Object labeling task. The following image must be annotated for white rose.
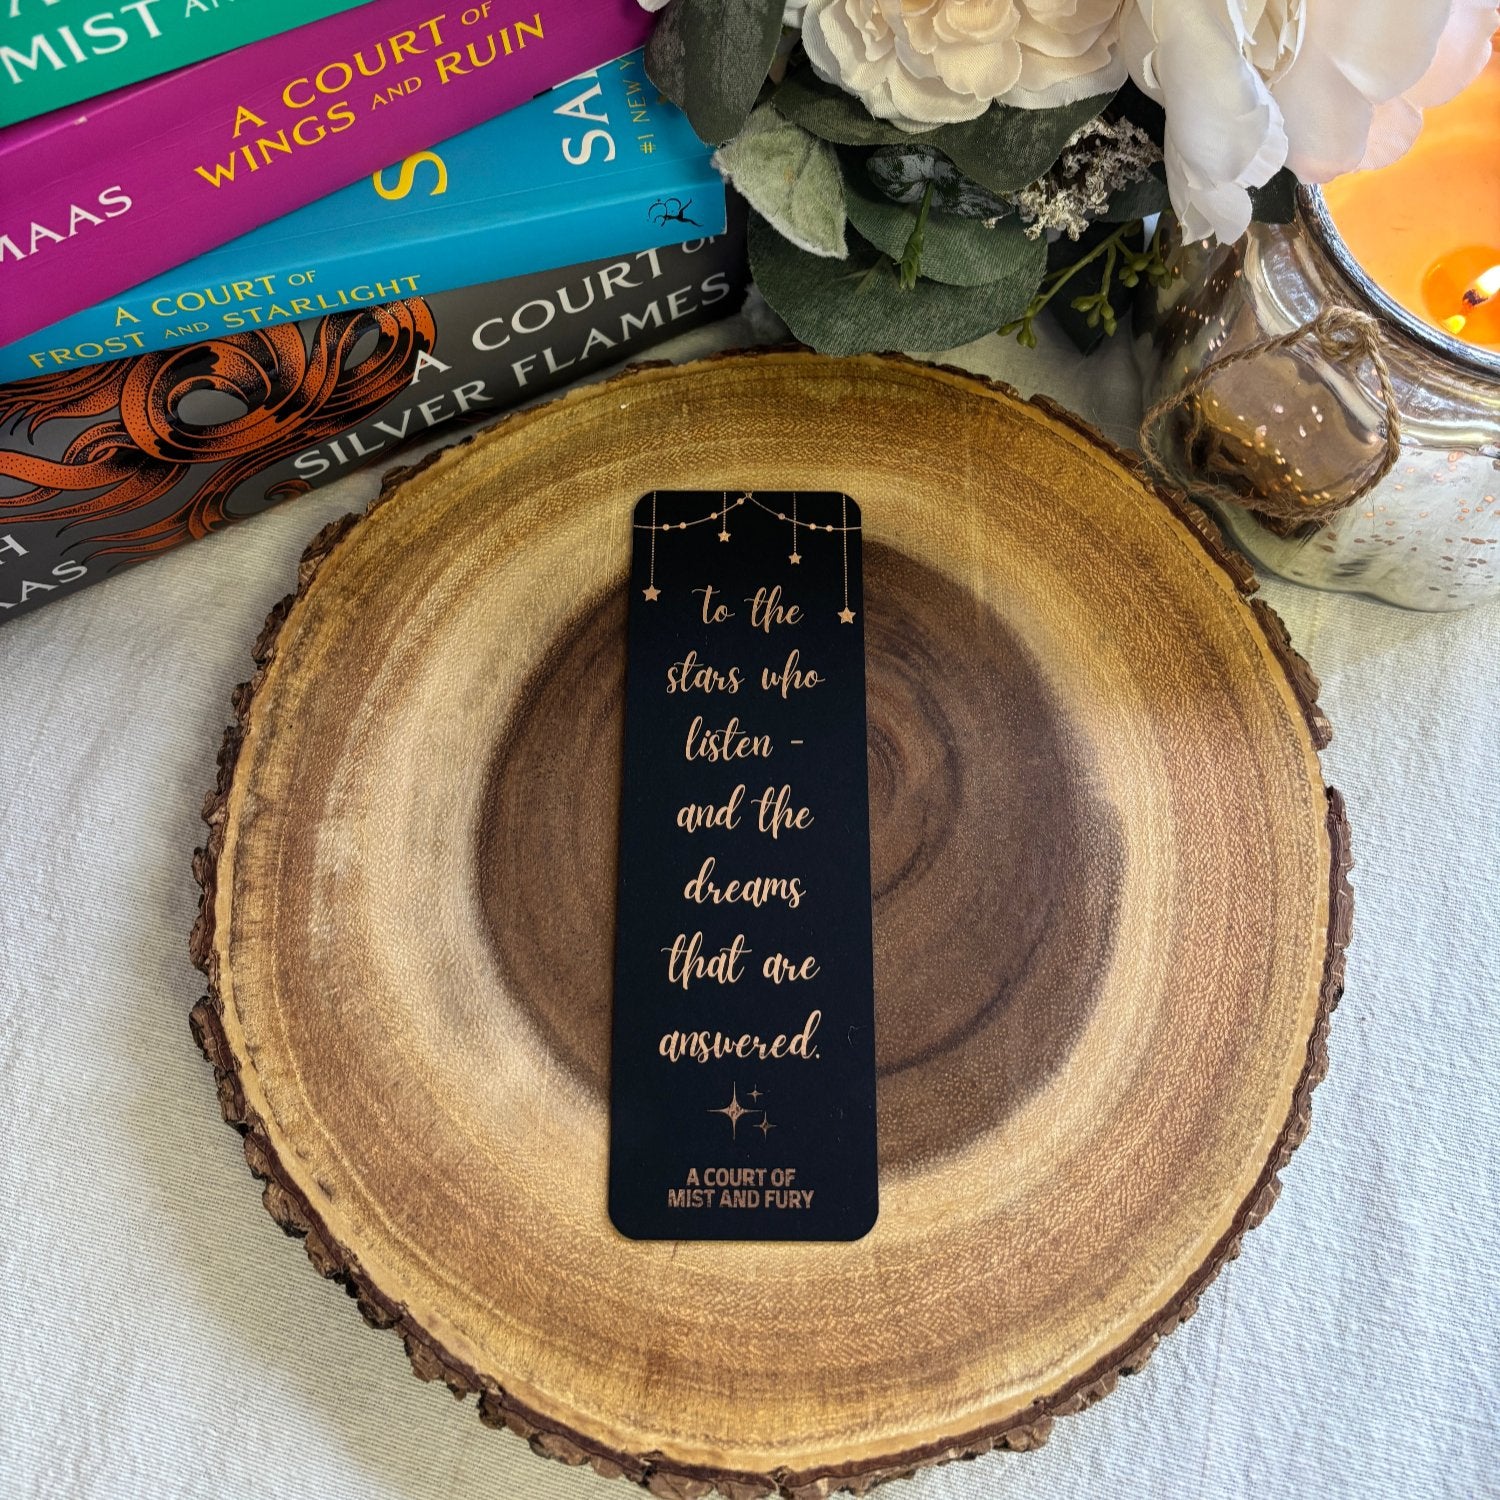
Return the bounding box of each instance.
[1010,0,1133,106]
[1122,0,1499,244]
[800,0,1128,131]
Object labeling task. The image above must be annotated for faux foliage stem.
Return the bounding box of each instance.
[1000,219,1151,346]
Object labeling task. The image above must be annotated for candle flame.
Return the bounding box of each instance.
[1463,264,1500,307]
[1437,262,1500,338]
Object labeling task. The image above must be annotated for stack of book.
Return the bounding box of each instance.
[0,2,746,622]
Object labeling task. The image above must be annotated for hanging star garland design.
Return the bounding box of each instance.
[636,491,860,621]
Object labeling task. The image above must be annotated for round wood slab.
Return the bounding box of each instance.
[190,350,1352,1499]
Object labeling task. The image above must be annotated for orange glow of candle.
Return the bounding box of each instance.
[1323,42,1500,348]
[1424,253,1500,340]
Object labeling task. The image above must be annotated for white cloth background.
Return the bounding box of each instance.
[1,314,1496,1500]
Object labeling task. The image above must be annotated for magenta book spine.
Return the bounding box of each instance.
[0,1,653,345]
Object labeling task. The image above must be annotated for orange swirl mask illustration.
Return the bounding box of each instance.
[0,300,435,562]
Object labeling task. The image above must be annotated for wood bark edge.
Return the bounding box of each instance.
[188,347,1354,1499]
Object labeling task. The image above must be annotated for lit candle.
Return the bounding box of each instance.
[1322,41,1500,347]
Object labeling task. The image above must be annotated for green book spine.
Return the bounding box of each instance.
[0,0,375,127]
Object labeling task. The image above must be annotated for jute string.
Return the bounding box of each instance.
[1139,306,1403,524]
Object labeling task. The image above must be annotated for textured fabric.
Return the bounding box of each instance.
[1,314,1496,1500]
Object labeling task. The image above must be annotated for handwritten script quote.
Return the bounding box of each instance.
[609,491,878,1241]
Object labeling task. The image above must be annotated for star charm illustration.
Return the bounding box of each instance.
[838,607,856,624]
[709,1084,752,1138]
[642,585,660,601]
[788,551,801,565]
[718,528,731,542]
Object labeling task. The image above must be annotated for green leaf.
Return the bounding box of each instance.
[1249,167,1298,224]
[646,0,785,146]
[748,210,1045,356]
[715,105,847,258]
[927,92,1116,196]
[843,168,1043,288]
[770,65,910,147]
[773,64,1114,193]
[1102,165,1170,222]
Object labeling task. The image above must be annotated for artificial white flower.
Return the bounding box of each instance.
[800,0,1127,131]
[1284,0,1498,176]
[1121,0,1499,244]
[1009,0,1132,106]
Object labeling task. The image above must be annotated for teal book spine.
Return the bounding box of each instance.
[0,0,375,127]
[0,50,724,383]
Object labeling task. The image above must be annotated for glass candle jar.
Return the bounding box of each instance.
[1134,191,1500,611]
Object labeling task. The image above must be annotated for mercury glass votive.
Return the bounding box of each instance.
[1134,190,1500,610]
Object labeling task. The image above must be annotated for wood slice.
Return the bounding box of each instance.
[190,350,1352,1499]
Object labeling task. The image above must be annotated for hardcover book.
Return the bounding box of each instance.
[1,0,374,128]
[0,0,654,346]
[0,213,747,623]
[1,49,722,383]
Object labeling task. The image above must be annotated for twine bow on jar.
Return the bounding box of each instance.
[1139,306,1404,525]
